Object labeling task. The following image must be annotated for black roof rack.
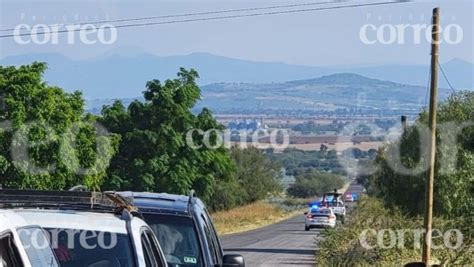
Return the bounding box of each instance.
[0,189,139,216]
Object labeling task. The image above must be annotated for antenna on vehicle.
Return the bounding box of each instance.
[189,190,196,203]
[187,189,196,213]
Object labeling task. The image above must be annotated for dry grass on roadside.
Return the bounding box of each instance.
[211,202,302,235]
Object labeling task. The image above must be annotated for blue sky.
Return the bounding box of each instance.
[0,0,472,66]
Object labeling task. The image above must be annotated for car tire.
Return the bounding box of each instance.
[341,215,345,224]
[305,226,310,231]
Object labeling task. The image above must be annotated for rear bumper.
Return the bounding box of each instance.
[305,219,336,228]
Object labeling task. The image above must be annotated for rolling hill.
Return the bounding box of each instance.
[0,52,472,100]
[195,73,450,114]
[83,73,451,115]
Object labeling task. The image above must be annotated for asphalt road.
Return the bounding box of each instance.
[221,181,365,266]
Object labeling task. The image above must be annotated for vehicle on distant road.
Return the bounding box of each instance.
[119,191,245,267]
[345,192,358,202]
[321,191,347,224]
[0,210,60,267]
[304,207,336,230]
[345,193,354,202]
[325,200,346,223]
[0,189,167,267]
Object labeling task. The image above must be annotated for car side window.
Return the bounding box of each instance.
[0,231,22,267]
[199,214,219,264]
[141,233,153,267]
[140,234,151,266]
[141,228,165,267]
[17,227,58,267]
[145,228,165,267]
[203,210,223,260]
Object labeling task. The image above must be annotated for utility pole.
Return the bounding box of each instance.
[401,115,407,131]
[422,7,440,266]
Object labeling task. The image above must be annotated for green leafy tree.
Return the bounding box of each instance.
[208,146,283,211]
[287,169,345,198]
[100,68,234,202]
[0,62,118,190]
[370,91,474,217]
[230,146,282,202]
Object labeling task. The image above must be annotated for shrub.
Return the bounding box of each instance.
[316,197,472,266]
[287,169,345,198]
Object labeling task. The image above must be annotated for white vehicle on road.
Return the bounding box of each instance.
[326,200,346,217]
[1,210,60,267]
[304,207,336,230]
[321,192,347,224]
[0,189,167,267]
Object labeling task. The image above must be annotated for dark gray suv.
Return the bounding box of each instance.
[119,191,244,267]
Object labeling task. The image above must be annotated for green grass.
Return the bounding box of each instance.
[211,201,304,235]
[316,196,472,266]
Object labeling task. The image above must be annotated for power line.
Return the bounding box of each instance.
[437,59,457,94]
[0,1,410,39]
[0,0,342,32]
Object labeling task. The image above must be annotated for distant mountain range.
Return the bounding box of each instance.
[0,52,472,100]
[83,73,451,115]
[195,73,451,114]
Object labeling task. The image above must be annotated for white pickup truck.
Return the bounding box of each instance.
[321,192,346,224]
[1,210,60,267]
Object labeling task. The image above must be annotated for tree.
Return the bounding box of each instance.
[320,144,328,152]
[0,64,285,211]
[287,169,345,198]
[100,68,234,202]
[230,146,282,203]
[0,62,118,190]
[369,91,474,217]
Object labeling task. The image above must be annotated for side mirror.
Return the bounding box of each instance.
[222,254,245,267]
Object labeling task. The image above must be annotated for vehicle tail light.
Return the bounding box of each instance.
[329,215,336,219]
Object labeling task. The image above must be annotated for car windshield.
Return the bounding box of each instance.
[45,228,135,267]
[145,214,202,267]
